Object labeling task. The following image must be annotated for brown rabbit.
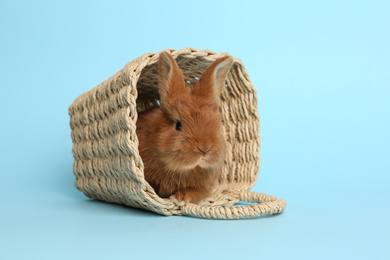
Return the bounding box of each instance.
[136,51,233,205]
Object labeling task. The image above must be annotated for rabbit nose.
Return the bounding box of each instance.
[197,145,212,155]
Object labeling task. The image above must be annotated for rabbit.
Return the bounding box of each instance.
[136,51,233,206]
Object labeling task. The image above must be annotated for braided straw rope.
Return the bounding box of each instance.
[69,47,286,219]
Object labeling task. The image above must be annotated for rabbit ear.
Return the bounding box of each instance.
[195,56,233,98]
[158,52,186,106]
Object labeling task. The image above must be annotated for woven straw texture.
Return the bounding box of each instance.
[68,47,286,219]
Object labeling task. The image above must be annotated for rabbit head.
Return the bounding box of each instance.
[155,51,233,172]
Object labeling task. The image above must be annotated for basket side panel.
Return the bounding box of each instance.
[69,57,175,216]
[222,61,261,190]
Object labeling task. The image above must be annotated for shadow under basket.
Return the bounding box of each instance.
[68,47,286,219]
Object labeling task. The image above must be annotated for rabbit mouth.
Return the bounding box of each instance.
[197,158,209,168]
[176,155,212,170]
[183,156,208,169]
[197,155,218,169]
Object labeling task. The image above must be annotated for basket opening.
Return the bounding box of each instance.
[133,55,238,204]
[132,54,259,202]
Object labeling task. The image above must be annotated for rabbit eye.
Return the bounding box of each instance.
[175,121,182,131]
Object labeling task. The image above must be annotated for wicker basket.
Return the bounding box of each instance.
[68,47,286,219]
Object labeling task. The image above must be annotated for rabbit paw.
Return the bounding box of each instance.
[170,194,186,206]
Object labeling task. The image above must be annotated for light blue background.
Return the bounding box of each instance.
[1,0,389,259]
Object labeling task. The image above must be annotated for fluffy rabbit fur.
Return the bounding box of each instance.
[136,52,233,205]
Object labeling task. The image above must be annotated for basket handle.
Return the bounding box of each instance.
[180,191,286,219]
